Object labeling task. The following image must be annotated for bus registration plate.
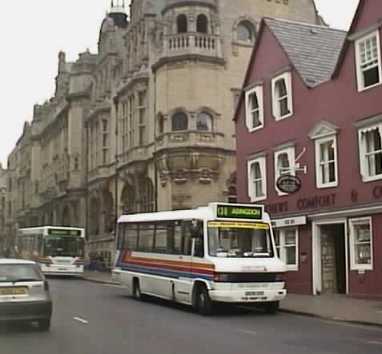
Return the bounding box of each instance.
[0,287,28,296]
[245,291,264,296]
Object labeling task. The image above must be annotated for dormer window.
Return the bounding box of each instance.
[355,30,382,91]
[177,14,188,34]
[197,14,208,34]
[272,72,293,120]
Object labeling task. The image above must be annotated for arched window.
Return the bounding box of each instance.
[177,14,188,33]
[237,21,255,43]
[196,112,213,131]
[197,14,208,33]
[172,112,188,131]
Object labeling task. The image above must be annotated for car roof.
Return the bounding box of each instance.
[0,258,37,265]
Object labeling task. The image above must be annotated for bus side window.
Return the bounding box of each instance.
[182,221,193,256]
[153,222,168,253]
[137,223,155,252]
[173,222,183,255]
[126,224,138,251]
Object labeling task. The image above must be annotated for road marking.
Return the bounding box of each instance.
[237,329,257,336]
[367,341,382,346]
[73,317,89,324]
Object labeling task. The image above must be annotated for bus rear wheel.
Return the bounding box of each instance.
[132,279,144,301]
[196,286,213,316]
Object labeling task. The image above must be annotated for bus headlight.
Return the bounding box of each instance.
[213,273,230,282]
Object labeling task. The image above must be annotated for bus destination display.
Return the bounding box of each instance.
[216,204,263,220]
[47,228,82,237]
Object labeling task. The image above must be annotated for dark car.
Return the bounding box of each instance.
[0,259,52,331]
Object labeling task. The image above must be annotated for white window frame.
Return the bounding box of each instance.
[274,146,295,196]
[245,86,264,132]
[247,156,267,202]
[272,72,293,121]
[355,30,382,92]
[314,135,338,189]
[274,227,298,271]
[358,123,382,182]
[349,217,373,271]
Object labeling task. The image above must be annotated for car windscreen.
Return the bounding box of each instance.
[208,221,274,258]
[0,264,43,282]
[44,236,85,257]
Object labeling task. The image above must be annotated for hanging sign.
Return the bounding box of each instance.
[276,175,301,194]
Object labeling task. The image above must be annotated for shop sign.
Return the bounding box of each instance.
[276,175,301,194]
[272,216,307,228]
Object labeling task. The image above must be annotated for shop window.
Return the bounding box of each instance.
[247,156,266,202]
[272,72,293,120]
[355,31,382,91]
[196,112,213,131]
[274,147,295,195]
[358,124,382,181]
[245,86,263,131]
[315,136,338,188]
[196,14,208,34]
[172,112,188,131]
[274,228,298,271]
[177,14,188,34]
[349,218,373,271]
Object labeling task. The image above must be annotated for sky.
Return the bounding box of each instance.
[0,0,360,167]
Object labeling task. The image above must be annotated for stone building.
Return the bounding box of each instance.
[7,0,322,264]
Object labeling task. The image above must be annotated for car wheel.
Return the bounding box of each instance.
[38,319,51,331]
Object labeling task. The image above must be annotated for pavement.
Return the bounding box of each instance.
[83,270,382,327]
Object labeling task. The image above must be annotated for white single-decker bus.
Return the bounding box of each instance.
[114,203,287,314]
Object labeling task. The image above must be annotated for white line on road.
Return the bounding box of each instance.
[73,317,89,324]
[367,341,382,346]
[237,329,257,336]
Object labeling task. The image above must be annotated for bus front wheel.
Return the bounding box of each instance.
[195,285,213,316]
[264,301,279,314]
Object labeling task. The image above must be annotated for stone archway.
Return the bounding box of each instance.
[102,190,114,233]
[120,182,136,214]
[89,196,100,235]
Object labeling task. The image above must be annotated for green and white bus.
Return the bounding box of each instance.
[16,226,85,276]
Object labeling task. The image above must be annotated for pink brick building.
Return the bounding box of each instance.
[235,0,382,299]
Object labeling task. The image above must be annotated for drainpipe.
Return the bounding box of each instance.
[153,70,158,212]
[113,96,119,228]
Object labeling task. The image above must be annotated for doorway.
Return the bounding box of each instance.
[313,220,348,295]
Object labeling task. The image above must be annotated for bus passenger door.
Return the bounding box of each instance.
[171,222,193,304]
